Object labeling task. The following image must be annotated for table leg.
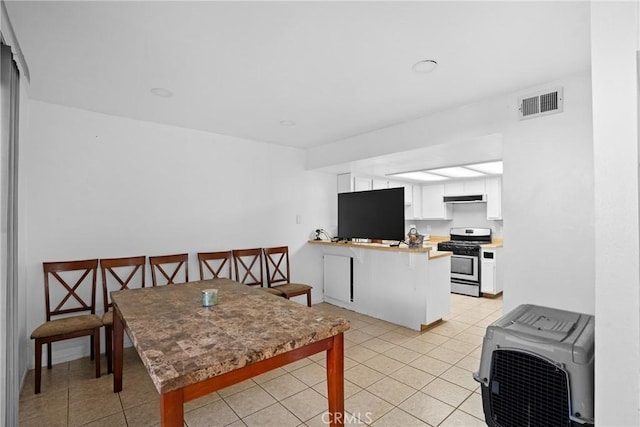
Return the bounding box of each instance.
[160,388,184,427]
[326,333,345,426]
[113,306,124,393]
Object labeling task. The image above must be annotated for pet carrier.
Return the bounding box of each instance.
[474,304,594,427]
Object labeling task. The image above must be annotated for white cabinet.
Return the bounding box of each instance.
[445,179,486,195]
[485,177,502,220]
[404,184,413,205]
[421,184,452,219]
[354,176,372,192]
[405,184,422,220]
[480,248,503,295]
[372,178,388,190]
[337,173,352,193]
[323,255,352,304]
[444,181,464,195]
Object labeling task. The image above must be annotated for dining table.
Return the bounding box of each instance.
[111,278,350,426]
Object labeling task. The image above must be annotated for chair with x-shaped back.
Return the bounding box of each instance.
[149,253,189,286]
[263,246,312,307]
[30,259,102,394]
[100,256,146,373]
[232,248,284,297]
[198,251,233,280]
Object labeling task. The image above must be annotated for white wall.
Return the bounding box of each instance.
[21,100,336,366]
[310,71,595,316]
[501,75,594,315]
[591,2,640,425]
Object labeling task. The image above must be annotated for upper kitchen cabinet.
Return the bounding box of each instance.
[485,177,503,220]
[337,173,373,193]
[354,176,373,192]
[405,184,422,220]
[372,178,388,190]
[444,178,486,195]
[422,184,452,220]
[338,174,414,205]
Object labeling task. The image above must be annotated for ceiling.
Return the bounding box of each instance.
[5,1,590,153]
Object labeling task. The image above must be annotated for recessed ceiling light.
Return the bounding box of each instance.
[389,171,448,182]
[150,87,173,98]
[465,161,503,175]
[280,120,296,126]
[429,167,486,178]
[412,59,438,74]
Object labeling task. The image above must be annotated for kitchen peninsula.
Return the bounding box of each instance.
[309,240,452,331]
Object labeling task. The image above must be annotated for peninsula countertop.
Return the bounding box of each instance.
[308,239,452,260]
[111,278,350,394]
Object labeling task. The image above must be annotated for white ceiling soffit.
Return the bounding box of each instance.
[4,1,590,149]
[317,133,503,176]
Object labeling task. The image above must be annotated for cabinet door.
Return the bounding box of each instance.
[354,177,372,192]
[405,184,422,219]
[444,182,465,195]
[323,255,352,303]
[481,257,497,294]
[486,177,502,220]
[372,178,388,190]
[404,184,413,205]
[337,173,353,193]
[421,184,452,219]
[465,179,486,194]
[445,179,485,195]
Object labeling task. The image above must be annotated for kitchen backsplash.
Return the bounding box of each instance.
[407,202,503,238]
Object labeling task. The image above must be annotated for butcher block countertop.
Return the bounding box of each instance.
[308,240,452,260]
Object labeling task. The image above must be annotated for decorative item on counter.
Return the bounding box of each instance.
[202,289,218,307]
[407,225,424,248]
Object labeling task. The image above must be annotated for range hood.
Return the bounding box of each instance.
[443,194,487,203]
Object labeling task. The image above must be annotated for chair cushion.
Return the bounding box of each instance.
[30,314,102,339]
[262,287,286,297]
[102,310,113,326]
[272,283,312,297]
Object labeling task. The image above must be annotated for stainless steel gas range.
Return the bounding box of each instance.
[437,227,492,297]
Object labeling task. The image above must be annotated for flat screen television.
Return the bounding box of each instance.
[338,187,405,241]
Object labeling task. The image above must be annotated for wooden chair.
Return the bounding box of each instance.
[232,248,285,297]
[150,253,189,286]
[198,251,233,280]
[100,256,146,374]
[263,246,312,307]
[30,259,102,394]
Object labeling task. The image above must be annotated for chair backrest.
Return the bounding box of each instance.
[232,248,264,287]
[149,253,189,286]
[263,246,291,287]
[43,259,99,321]
[100,256,146,312]
[198,251,232,280]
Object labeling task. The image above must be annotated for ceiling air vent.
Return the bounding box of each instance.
[518,87,563,120]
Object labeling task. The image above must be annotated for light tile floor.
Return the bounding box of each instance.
[19,293,502,426]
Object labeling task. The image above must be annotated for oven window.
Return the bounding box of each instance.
[452,256,475,275]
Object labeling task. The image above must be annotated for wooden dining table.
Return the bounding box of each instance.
[111,278,349,426]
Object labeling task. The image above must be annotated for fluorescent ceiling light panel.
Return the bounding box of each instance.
[429,167,486,178]
[465,161,503,174]
[390,172,448,182]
